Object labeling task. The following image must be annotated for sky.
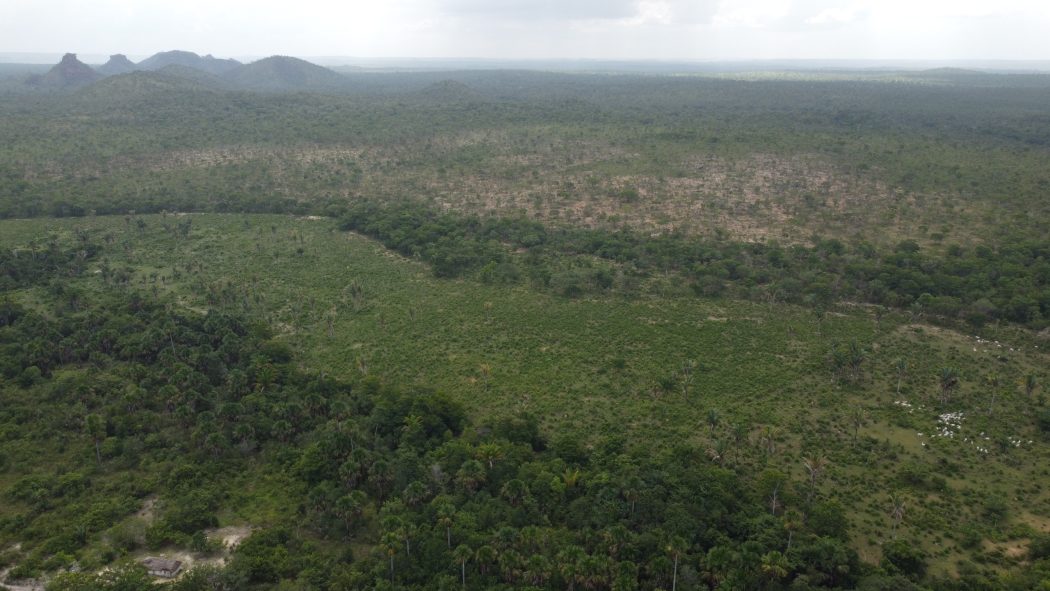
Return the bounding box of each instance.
[2,0,1049,62]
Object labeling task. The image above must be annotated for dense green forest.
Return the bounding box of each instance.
[1,63,1050,590]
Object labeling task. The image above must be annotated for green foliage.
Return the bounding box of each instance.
[881,539,928,578]
[46,563,152,591]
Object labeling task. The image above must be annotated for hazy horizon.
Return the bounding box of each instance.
[3,0,1049,63]
[4,52,1050,75]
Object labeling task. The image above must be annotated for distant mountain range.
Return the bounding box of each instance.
[9,50,357,94]
[223,55,349,91]
[137,50,242,76]
[96,54,138,76]
[26,53,101,88]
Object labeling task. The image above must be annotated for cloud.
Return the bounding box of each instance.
[437,0,640,21]
[2,0,1050,60]
[667,0,722,24]
[431,0,721,25]
[805,4,867,26]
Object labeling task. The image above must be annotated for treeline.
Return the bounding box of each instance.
[339,200,1050,328]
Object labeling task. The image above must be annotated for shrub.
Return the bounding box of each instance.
[881,539,927,578]
[1037,407,1050,435]
[1030,533,1050,561]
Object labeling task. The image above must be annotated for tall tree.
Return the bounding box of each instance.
[783,509,804,552]
[849,407,868,442]
[379,532,400,581]
[890,494,907,539]
[895,358,907,395]
[453,544,472,588]
[802,455,829,503]
[938,367,960,405]
[85,413,105,466]
[1024,373,1038,399]
[666,536,687,591]
[436,502,456,548]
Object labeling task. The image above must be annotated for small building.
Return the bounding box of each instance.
[142,557,183,578]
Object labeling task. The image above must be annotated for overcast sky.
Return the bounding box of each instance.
[2,0,1049,61]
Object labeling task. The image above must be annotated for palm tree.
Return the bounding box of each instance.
[500,479,530,507]
[339,459,361,490]
[562,468,582,490]
[85,413,105,466]
[730,422,748,444]
[938,367,959,405]
[760,551,789,580]
[401,414,424,446]
[303,391,326,418]
[329,398,352,421]
[400,522,417,558]
[895,358,907,394]
[498,548,524,584]
[475,545,497,577]
[802,455,829,503]
[456,460,486,492]
[703,545,735,588]
[782,509,803,552]
[849,407,867,442]
[603,525,631,559]
[622,475,643,518]
[679,359,697,397]
[759,425,780,456]
[379,532,400,581]
[611,560,638,591]
[494,526,519,551]
[402,480,429,507]
[436,503,456,548]
[985,373,1001,415]
[706,438,729,466]
[580,554,609,590]
[524,554,552,587]
[846,340,866,383]
[453,544,472,587]
[335,491,365,535]
[476,443,505,468]
[890,494,906,539]
[370,458,393,502]
[557,546,585,591]
[665,536,687,591]
[768,481,781,516]
[233,423,255,447]
[518,526,543,556]
[1025,373,1038,399]
[706,409,721,433]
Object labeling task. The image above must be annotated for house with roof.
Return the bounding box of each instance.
[142,557,183,578]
